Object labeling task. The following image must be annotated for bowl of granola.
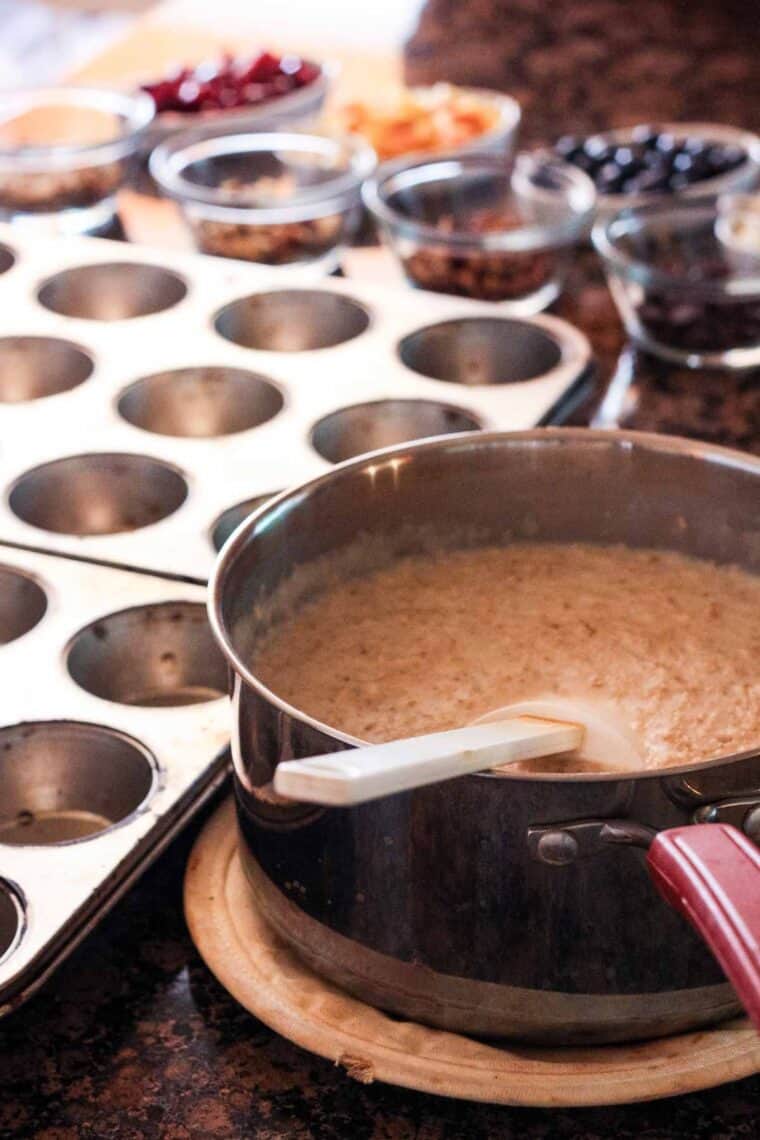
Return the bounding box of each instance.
[150,127,375,272]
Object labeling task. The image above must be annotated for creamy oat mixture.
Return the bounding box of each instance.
[255,543,760,770]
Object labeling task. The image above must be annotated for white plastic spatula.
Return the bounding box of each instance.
[273,697,644,806]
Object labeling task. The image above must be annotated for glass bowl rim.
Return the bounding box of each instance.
[592,196,760,297]
[149,127,376,223]
[362,151,597,252]
[0,86,155,170]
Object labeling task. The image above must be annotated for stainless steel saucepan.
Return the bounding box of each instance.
[209,429,760,1045]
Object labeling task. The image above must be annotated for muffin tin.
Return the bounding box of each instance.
[0,544,230,1014]
[0,225,592,581]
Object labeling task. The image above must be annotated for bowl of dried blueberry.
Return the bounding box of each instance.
[593,196,760,369]
[556,122,760,215]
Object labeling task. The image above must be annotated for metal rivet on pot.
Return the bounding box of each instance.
[536,830,579,866]
[694,804,720,824]
[743,806,760,844]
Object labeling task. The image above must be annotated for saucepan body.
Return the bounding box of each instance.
[210,429,760,1044]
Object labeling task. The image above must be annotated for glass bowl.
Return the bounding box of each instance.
[150,128,376,273]
[593,197,760,369]
[0,87,154,234]
[363,152,596,313]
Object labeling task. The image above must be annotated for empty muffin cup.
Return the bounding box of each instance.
[67,601,228,707]
[399,317,564,385]
[0,336,94,403]
[37,262,187,321]
[212,493,279,552]
[0,566,47,644]
[0,721,156,845]
[214,290,370,352]
[311,398,482,463]
[0,882,24,960]
[9,453,188,536]
[117,367,283,438]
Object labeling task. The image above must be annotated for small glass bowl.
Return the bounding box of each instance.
[150,128,376,273]
[593,198,760,369]
[0,87,154,234]
[362,152,596,313]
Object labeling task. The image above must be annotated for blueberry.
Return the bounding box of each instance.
[655,133,678,154]
[583,135,611,160]
[672,151,694,173]
[613,146,637,170]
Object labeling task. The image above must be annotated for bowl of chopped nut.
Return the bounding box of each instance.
[363,152,596,312]
[150,127,376,272]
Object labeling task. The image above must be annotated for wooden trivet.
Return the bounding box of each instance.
[184,800,760,1108]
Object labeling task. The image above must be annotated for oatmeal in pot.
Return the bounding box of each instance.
[255,543,760,770]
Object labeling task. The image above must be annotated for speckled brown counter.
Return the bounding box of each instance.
[406,0,760,143]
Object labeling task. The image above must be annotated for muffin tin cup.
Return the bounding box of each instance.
[0,335,94,403]
[0,544,229,1014]
[0,225,592,580]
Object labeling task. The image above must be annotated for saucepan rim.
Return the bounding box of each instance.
[208,426,760,784]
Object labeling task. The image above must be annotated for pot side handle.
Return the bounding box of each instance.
[648,822,760,1031]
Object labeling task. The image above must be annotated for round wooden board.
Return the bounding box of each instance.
[184,799,760,1108]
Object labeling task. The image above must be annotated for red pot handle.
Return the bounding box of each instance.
[648,822,760,1031]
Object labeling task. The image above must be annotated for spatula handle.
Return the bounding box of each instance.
[273,716,583,806]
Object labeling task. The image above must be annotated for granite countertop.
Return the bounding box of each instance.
[2,5,760,1132]
[2,794,760,1140]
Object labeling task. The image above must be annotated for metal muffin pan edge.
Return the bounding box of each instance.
[0,226,592,581]
[0,543,230,1014]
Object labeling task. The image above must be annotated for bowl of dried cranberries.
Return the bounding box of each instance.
[139,51,332,146]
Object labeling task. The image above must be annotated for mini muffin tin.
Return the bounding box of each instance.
[0,225,592,581]
[0,543,230,1014]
